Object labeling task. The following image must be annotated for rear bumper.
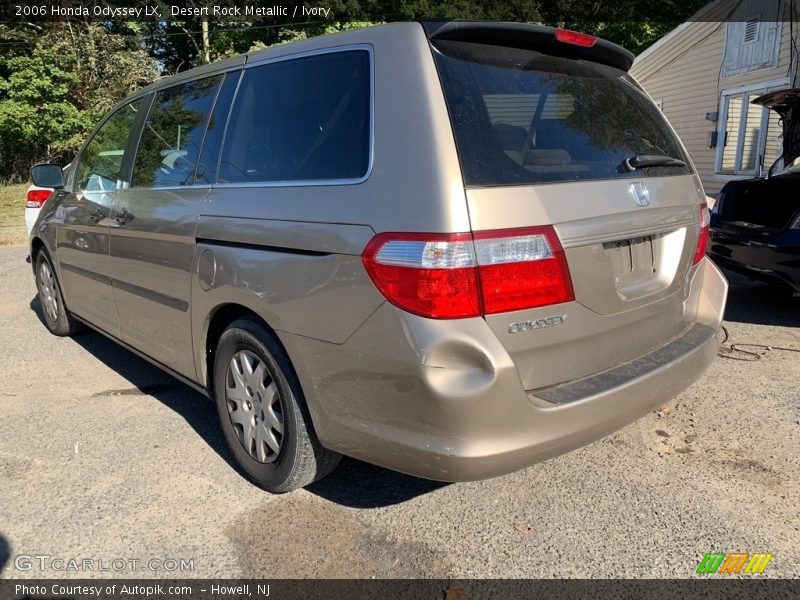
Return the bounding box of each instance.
[708,228,800,291]
[281,258,728,482]
[24,207,39,237]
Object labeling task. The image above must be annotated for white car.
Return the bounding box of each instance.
[25,163,72,237]
[25,184,55,236]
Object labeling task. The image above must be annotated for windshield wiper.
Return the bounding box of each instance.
[619,154,687,172]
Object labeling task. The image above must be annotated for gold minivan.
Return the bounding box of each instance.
[29,21,727,492]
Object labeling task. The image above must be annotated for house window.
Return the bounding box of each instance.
[716,84,787,176]
[721,0,782,77]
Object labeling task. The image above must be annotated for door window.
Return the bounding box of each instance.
[218,50,371,184]
[132,75,222,188]
[195,71,240,185]
[77,99,143,192]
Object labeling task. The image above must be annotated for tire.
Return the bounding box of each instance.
[213,316,341,492]
[34,251,82,337]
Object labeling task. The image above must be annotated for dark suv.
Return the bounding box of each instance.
[709,88,800,292]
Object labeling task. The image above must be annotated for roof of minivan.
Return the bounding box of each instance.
[133,22,408,100]
[245,21,404,63]
[131,20,634,100]
[134,54,247,99]
[99,22,411,124]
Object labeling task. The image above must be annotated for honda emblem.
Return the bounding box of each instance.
[630,182,650,207]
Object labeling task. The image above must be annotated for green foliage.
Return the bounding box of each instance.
[0,22,159,181]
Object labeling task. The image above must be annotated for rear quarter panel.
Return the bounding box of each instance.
[190,219,383,385]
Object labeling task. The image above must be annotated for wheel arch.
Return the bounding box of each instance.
[201,303,297,397]
[29,236,46,274]
[203,300,341,490]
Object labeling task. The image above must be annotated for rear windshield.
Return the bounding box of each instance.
[432,40,692,186]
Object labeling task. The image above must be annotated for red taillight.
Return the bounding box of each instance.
[26,189,51,209]
[692,203,710,266]
[361,232,481,318]
[554,28,598,48]
[474,227,574,314]
[361,227,574,319]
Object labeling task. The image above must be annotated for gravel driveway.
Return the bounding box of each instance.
[0,245,797,578]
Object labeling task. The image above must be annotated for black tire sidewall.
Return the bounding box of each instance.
[213,320,305,491]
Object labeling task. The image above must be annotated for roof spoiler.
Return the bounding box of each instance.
[422,21,635,72]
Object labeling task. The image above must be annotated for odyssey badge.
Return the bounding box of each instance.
[508,314,567,334]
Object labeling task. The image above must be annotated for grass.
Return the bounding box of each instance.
[0,183,27,225]
[0,183,29,246]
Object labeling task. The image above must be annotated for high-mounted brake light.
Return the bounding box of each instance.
[362,227,574,319]
[26,189,51,209]
[554,28,598,48]
[692,203,710,266]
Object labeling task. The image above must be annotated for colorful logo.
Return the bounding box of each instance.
[696,552,774,574]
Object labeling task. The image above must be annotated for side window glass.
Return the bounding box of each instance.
[195,71,240,185]
[132,75,222,188]
[219,50,371,184]
[78,99,142,193]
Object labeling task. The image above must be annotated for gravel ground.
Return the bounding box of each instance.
[0,245,797,579]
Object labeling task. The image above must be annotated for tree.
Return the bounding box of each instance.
[0,22,159,181]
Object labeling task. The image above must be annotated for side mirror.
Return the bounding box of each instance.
[30,163,64,189]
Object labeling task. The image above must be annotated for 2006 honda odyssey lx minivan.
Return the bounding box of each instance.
[29,21,727,492]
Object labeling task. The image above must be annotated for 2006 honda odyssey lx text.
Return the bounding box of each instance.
[29,21,727,492]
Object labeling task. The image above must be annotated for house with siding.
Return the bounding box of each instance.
[631,0,799,195]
